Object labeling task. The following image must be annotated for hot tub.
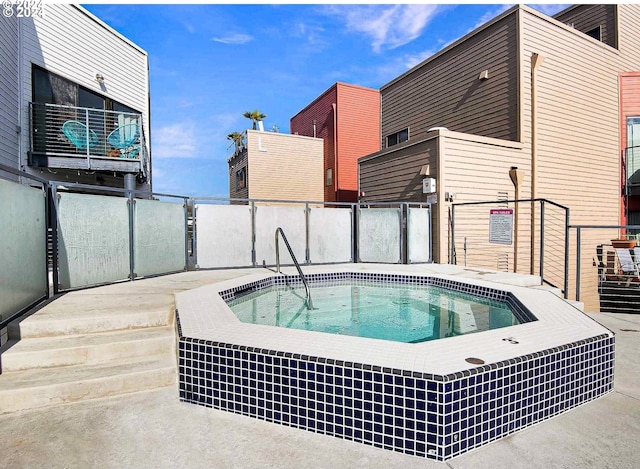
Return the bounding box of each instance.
[175,265,614,461]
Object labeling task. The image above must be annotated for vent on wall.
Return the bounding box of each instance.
[497,191,509,208]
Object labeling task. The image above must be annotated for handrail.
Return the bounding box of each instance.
[275,227,314,310]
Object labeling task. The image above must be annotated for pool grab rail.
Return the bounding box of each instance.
[275,227,314,310]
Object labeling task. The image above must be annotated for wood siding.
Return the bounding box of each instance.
[335,84,380,202]
[290,85,337,202]
[0,15,19,172]
[519,5,640,310]
[553,4,617,48]
[290,83,380,202]
[380,13,519,146]
[20,5,150,189]
[245,130,324,202]
[441,132,529,272]
[228,150,248,200]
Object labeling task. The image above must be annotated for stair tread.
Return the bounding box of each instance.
[0,354,175,391]
[1,326,174,355]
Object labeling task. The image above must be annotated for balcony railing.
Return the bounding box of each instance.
[626,145,640,188]
[29,102,148,178]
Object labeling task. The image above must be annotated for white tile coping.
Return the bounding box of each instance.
[175,264,613,376]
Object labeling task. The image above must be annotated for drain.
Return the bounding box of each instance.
[465,357,485,365]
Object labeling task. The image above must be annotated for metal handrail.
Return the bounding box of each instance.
[275,227,314,310]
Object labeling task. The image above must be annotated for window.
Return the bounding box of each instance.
[236,167,247,190]
[32,65,140,114]
[386,128,409,148]
[585,26,601,41]
[326,168,333,187]
[628,117,640,186]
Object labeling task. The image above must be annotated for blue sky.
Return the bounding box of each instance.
[81,3,569,198]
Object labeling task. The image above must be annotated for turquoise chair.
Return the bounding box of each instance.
[62,120,99,150]
[107,123,140,158]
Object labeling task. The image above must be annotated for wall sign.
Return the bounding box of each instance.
[489,208,513,245]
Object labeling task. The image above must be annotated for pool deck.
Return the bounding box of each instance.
[1,265,639,468]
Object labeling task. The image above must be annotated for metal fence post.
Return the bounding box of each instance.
[305,202,310,264]
[127,191,135,281]
[540,200,545,285]
[351,203,357,263]
[189,198,197,269]
[401,203,407,264]
[51,183,60,295]
[576,226,582,301]
[564,208,570,299]
[251,200,256,266]
[183,197,190,271]
[451,204,456,264]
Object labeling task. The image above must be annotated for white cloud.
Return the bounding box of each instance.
[325,4,441,53]
[212,33,253,45]
[152,123,199,158]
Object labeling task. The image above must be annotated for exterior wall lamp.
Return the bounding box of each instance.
[95,73,105,84]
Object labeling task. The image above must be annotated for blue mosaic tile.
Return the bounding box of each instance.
[177,273,614,461]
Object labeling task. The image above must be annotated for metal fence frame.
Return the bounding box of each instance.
[570,224,640,303]
[1,166,433,327]
[50,182,190,294]
[190,198,433,268]
[451,198,570,298]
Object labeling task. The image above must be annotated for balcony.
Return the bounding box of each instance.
[28,102,148,178]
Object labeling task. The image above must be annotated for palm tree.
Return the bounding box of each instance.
[243,110,267,130]
[226,131,246,155]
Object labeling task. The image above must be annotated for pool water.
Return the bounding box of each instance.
[228,281,520,343]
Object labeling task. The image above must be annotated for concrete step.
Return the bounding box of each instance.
[8,308,172,340]
[0,326,175,372]
[0,354,176,414]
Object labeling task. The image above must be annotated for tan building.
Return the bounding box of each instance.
[358,4,640,311]
[228,130,324,202]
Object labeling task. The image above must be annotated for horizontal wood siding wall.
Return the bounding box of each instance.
[0,16,19,172]
[359,139,440,259]
[335,84,380,202]
[21,5,150,181]
[520,6,640,310]
[618,5,640,66]
[442,132,528,266]
[290,86,337,201]
[553,4,617,48]
[380,13,519,147]
[246,131,324,202]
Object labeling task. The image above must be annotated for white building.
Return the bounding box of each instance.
[0,4,151,192]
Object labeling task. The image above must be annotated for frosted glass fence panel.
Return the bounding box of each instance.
[255,206,306,266]
[407,207,431,263]
[57,193,129,289]
[195,204,253,268]
[308,207,353,263]
[358,208,401,263]
[134,199,186,277]
[0,179,47,322]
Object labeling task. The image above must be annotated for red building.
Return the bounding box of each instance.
[290,82,380,202]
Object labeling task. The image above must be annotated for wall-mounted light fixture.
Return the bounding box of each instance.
[95,73,105,84]
[478,70,489,80]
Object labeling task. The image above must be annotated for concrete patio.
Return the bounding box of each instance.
[1,267,639,468]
